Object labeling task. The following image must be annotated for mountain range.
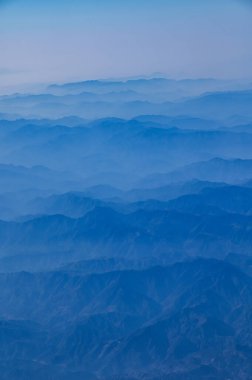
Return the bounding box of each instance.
[0,77,251,379]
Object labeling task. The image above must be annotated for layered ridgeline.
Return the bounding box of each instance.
[0,78,251,379]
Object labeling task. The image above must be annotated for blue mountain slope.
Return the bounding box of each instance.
[0,205,251,267]
[0,260,250,379]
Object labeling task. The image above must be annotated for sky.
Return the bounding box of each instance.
[0,0,252,90]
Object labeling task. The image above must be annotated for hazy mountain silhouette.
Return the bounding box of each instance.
[0,78,251,379]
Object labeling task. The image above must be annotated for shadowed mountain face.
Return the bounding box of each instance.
[0,260,251,379]
[0,78,251,379]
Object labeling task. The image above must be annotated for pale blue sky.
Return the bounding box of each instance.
[0,0,251,88]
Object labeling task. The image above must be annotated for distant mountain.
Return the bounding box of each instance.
[141,158,252,187]
[0,116,251,189]
[166,185,252,215]
[124,180,226,202]
[2,83,252,119]
[0,164,74,193]
[225,123,252,134]
[48,78,247,98]
[172,90,252,119]
[134,115,222,130]
[0,205,251,268]
[30,193,107,218]
[26,180,226,218]
[48,78,224,95]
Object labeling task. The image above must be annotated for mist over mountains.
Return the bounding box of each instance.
[0,77,252,379]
